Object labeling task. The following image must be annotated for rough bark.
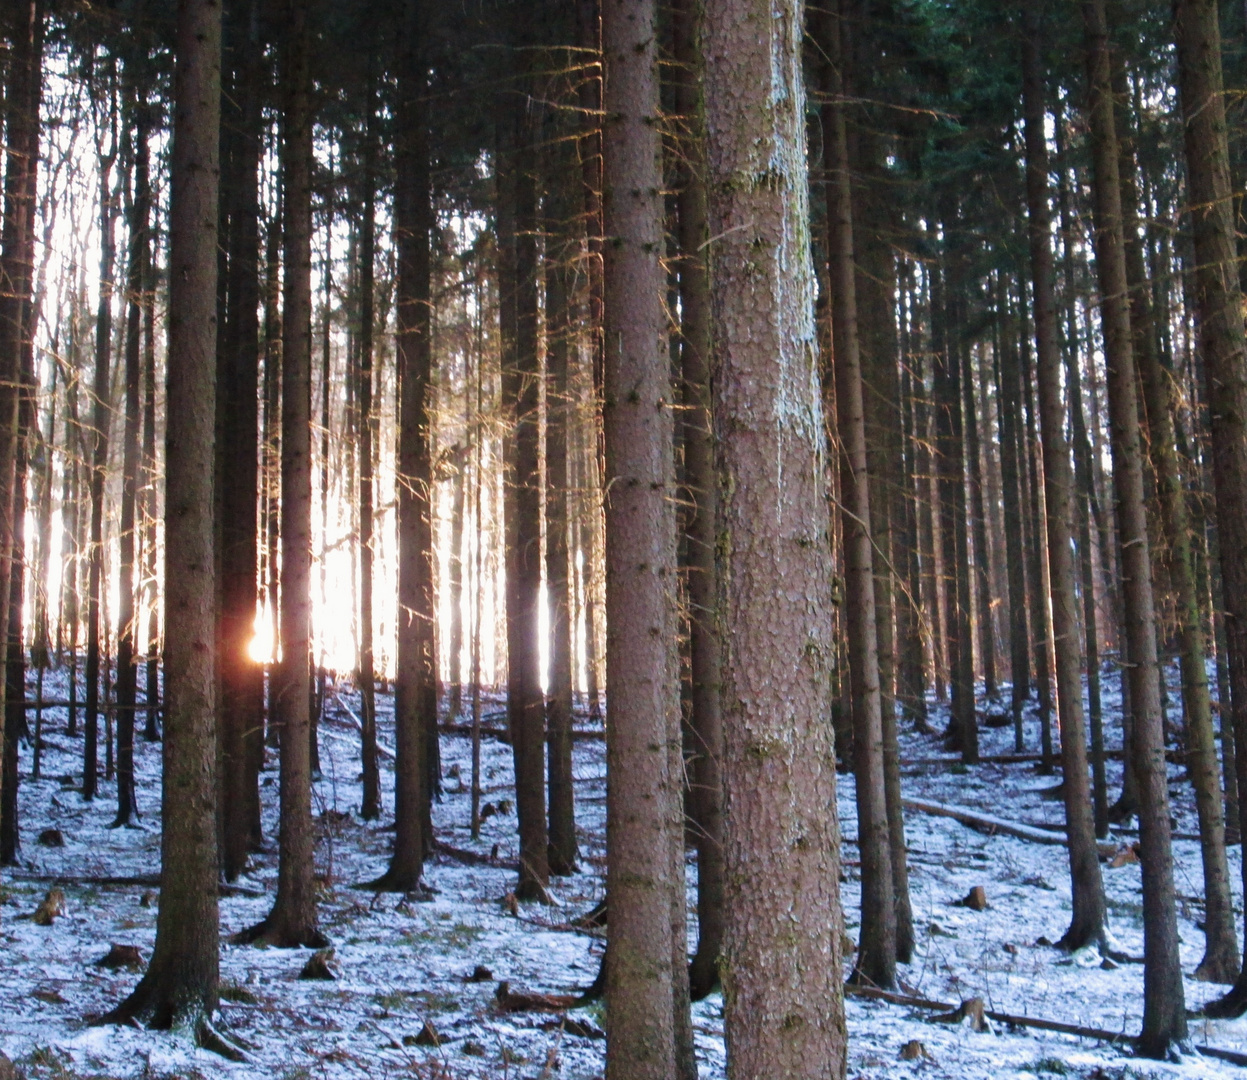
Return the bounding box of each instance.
[600,0,686,1073]
[704,0,848,1072]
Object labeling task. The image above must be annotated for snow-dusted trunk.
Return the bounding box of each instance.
[703,0,847,1073]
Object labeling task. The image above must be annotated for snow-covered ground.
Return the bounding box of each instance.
[2,661,1246,1079]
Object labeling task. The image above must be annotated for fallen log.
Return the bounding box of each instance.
[5,872,264,898]
[845,984,1247,1066]
[902,797,1118,857]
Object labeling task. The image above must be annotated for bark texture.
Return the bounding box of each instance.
[704,0,847,1073]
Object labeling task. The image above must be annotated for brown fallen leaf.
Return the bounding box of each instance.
[33,888,66,926]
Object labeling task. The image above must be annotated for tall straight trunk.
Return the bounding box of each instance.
[1055,114,1109,829]
[113,99,151,829]
[1174,0,1247,1016]
[916,344,945,705]
[1082,0,1186,1051]
[704,0,848,1072]
[576,0,604,723]
[216,1,263,874]
[816,1,894,990]
[600,0,688,1074]
[102,0,232,1047]
[672,0,724,1001]
[380,0,434,890]
[1111,14,1237,982]
[1020,323,1054,769]
[62,351,82,736]
[84,85,118,803]
[503,71,550,901]
[961,336,996,701]
[932,242,976,762]
[142,188,160,743]
[1021,9,1108,951]
[357,76,380,822]
[446,457,465,719]
[996,291,1030,750]
[544,131,577,878]
[0,2,42,823]
[239,3,323,948]
[896,268,929,729]
[262,204,281,752]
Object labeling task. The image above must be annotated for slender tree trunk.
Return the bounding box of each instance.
[1021,9,1109,952]
[102,1,235,1050]
[817,1,895,990]
[996,291,1030,750]
[704,0,848,1072]
[961,337,996,703]
[544,131,577,877]
[1174,0,1247,1016]
[672,0,724,1001]
[113,96,151,829]
[142,181,160,743]
[357,76,381,822]
[1082,0,1187,1050]
[239,3,323,947]
[263,205,282,753]
[84,82,119,803]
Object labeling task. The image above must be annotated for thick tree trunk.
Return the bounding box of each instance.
[1021,10,1109,952]
[102,1,234,1050]
[1082,0,1187,1051]
[1173,0,1247,1017]
[817,1,895,990]
[600,0,687,1073]
[704,0,848,1073]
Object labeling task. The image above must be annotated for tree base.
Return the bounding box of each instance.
[1194,951,1240,985]
[1197,979,1247,1019]
[688,951,719,1001]
[98,979,249,1062]
[231,916,328,949]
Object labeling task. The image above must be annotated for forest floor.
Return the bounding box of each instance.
[2,665,1247,1079]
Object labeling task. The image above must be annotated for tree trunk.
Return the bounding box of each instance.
[142,173,160,744]
[600,0,686,1072]
[1082,0,1187,1051]
[996,290,1030,751]
[816,1,895,990]
[84,77,119,803]
[357,74,381,822]
[1021,9,1109,952]
[703,0,848,1072]
[672,0,725,1001]
[102,0,233,1049]
[239,3,323,948]
[380,0,434,891]
[1174,0,1247,1017]
[961,337,996,704]
[544,126,577,878]
[113,93,151,829]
